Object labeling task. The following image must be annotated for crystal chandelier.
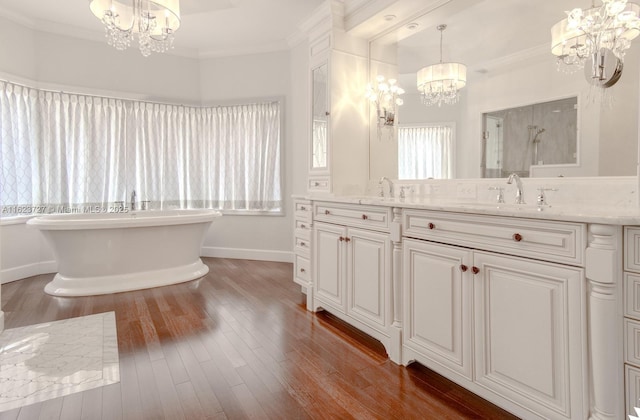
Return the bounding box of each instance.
[365,75,405,128]
[416,24,467,107]
[551,0,640,73]
[89,0,181,57]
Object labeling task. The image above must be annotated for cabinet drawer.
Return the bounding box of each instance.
[626,365,640,418]
[294,254,310,286]
[294,200,312,220]
[626,227,640,273]
[295,236,311,256]
[295,219,312,234]
[626,319,640,366]
[314,202,391,232]
[626,273,640,321]
[308,176,330,192]
[403,210,585,266]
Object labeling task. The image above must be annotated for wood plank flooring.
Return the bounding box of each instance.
[0,258,519,419]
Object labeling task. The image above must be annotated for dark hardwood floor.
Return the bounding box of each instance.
[0,258,519,419]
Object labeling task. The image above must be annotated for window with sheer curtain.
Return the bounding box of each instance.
[398,124,454,180]
[0,81,282,215]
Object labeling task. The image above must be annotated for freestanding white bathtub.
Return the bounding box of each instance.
[27,209,221,296]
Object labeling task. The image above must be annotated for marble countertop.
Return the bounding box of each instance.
[294,194,640,225]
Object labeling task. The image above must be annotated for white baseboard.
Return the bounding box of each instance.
[1,261,57,284]
[200,246,294,263]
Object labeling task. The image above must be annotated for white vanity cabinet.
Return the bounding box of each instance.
[293,198,313,308]
[312,201,395,357]
[402,209,587,420]
[624,227,640,416]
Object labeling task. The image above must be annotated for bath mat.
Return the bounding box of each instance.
[0,312,119,412]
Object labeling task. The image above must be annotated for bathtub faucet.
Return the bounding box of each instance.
[130,190,136,211]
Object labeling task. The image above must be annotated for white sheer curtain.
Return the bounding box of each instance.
[1,83,127,210]
[0,81,282,215]
[398,124,453,180]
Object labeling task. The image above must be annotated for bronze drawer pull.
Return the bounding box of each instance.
[428,223,435,230]
[300,268,306,273]
[513,233,523,242]
[362,214,368,220]
[325,210,330,215]
[460,264,468,272]
[472,266,480,274]
[300,206,306,211]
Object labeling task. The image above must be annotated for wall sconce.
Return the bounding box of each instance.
[365,75,405,137]
[551,0,640,87]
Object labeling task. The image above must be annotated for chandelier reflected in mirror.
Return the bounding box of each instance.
[416,24,467,107]
[89,0,181,57]
[551,0,640,74]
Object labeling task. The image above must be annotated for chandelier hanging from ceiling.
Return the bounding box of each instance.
[89,0,181,57]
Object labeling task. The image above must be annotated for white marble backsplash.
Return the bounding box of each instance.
[366,176,638,209]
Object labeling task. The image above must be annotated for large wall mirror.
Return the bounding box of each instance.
[368,0,640,180]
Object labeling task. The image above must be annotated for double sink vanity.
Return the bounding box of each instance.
[293,177,640,420]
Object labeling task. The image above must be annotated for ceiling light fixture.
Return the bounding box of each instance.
[551,0,640,74]
[416,24,467,107]
[89,0,181,57]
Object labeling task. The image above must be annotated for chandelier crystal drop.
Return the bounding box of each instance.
[90,0,181,57]
[551,0,640,73]
[416,24,467,107]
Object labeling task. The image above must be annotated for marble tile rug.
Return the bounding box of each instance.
[0,312,119,412]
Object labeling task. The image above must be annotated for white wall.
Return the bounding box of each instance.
[0,17,306,283]
[0,17,37,81]
[291,42,311,196]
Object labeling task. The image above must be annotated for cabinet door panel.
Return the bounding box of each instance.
[473,251,583,419]
[347,228,390,329]
[314,222,346,310]
[403,239,472,379]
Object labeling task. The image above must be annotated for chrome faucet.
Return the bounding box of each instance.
[506,173,525,204]
[379,176,394,198]
[130,190,136,211]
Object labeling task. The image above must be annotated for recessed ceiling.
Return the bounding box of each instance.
[0,0,326,58]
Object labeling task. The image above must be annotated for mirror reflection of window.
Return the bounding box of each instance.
[482,97,578,178]
[398,123,454,180]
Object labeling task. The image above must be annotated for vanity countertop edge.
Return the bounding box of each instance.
[294,194,640,225]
